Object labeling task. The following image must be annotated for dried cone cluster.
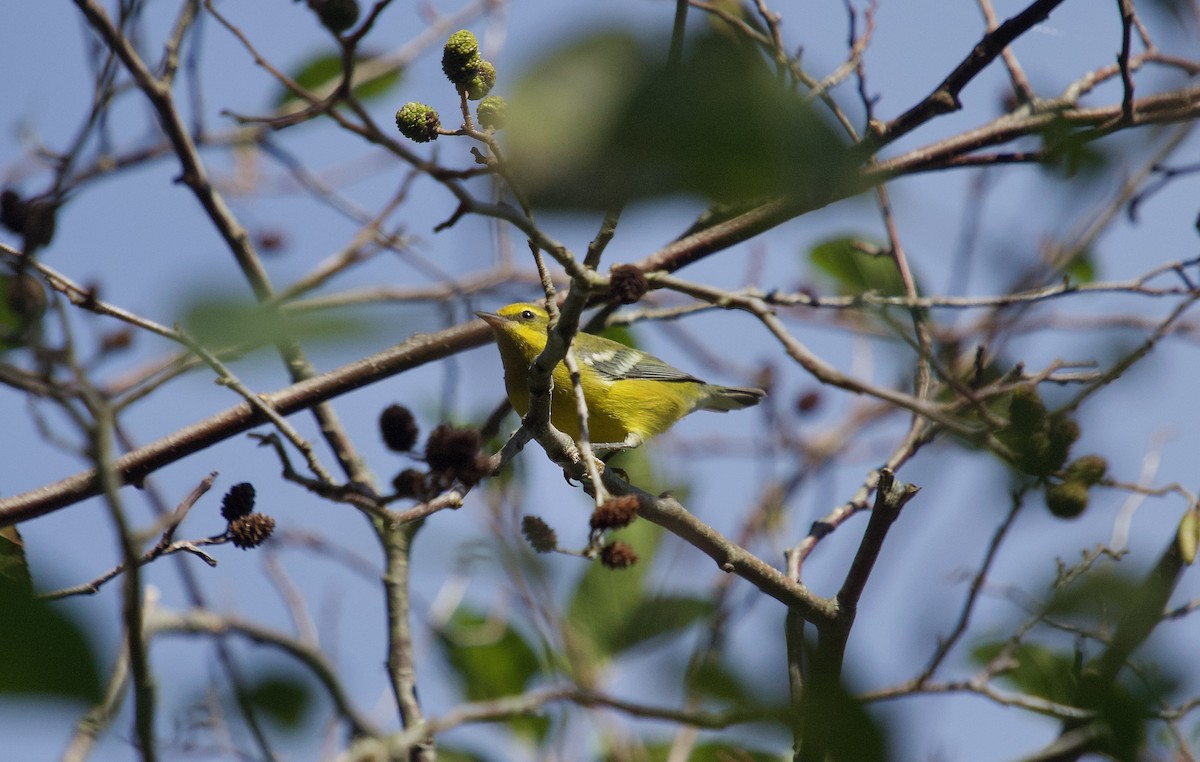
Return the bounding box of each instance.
[229,514,277,550]
[600,541,638,569]
[425,423,490,487]
[521,515,558,553]
[380,404,419,452]
[219,482,276,550]
[590,495,639,531]
[608,265,648,305]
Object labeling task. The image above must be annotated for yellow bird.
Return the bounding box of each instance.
[476,302,765,450]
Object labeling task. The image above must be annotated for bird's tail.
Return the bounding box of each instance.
[697,385,766,412]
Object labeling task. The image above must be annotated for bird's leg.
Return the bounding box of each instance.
[593,446,628,459]
[591,432,644,457]
[563,444,613,486]
[592,433,645,482]
[561,433,643,486]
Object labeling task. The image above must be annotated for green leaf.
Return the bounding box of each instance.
[0,579,102,703]
[274,51,403,111]
[437,608,541,699]
[565,519,658,662]
[686,655,768,709]
[687,656,752,705]
[640,741,784,761]
[1087,682,1145,761]
[683,655,791,732]
[610,597,713,654]
[0,271,47,351]
[351,61,404,104]
[566,521,711,660]
[1038,114,1110,179]
[1082,672,1175,761]
[1044,568,1141,623]
[1065,250,1097,284]
[238,672,312,730]
[1068,667,1172,761]
[507,31,856,209]
[282,53,342,107]
[799,673,887,762]
[180,296,369,350]
[594,323,639,350]
[808,236,907,297]
[436,607,547,740]
[0,526,31,593]
[971,641,1077,704]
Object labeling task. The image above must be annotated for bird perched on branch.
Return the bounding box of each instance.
[477,302,765,451]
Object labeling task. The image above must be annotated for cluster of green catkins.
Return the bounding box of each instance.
[441,30,495,100]
[998,386,1107,519]
[1045,454,1108,519]
[395,30,508,143]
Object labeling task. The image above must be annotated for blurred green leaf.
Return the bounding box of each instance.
[595,323,639,350]
[566,519,657,662]
[972,641,1077,704]
[973,633,1169,760]
[351,63,403,103]
[0,579,102,703]
[704,0,770,40]
[1080,666,1172,761]
[1086,682,1148,761]
[436,607,547,740]
[287,54,342,104]
[1038,114,1110,179]
[1065,250,1097,284]
[566,520,711,661]
[0,526,30,593]
[180,296,369,349]
[507,31,856,209]
[686,655,789,719]
[437,608,541,699]
[1045,568,1141,624]
[274,51,402,110]
[808,236,907,297]
[686,655,753,705]
[610,596,713,655]
[237,672,313,730]
[800,673,887,762]
[0,271,46,351]
[640,741,783,761]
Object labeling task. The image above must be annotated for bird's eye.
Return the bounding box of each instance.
[521,310,534,320]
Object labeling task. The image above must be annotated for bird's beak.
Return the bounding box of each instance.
[474,311,507,329]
